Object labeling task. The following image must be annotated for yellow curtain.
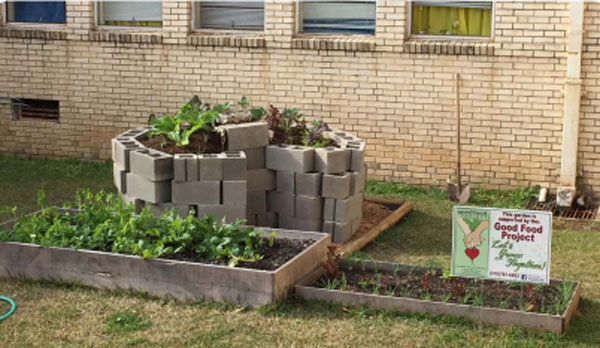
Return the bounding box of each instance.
[412,5,491,37]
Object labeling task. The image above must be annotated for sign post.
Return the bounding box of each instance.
[451,206,552,284]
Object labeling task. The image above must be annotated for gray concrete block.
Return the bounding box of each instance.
[275,170,295,193]
[324,198,336,221]
[113,138,140,171]
[246,214,257,226]
[346,141,365,172]
[130,149,174,182]
[322,173,351,199]
[266,144,314,173]
[223,151,247,180]
[322,221,334,235]
[147,202,191,217]
[120,193,145,213]
[199,153,223,181]
[351,215,362,234]
[278,214,296,230]
[295,195,323,220]
[171,181,220,205]
[111,136,131,163]
[174,154,198,182]
[256,212,278,228]
[279,215,322,232]
[126,173,171,204]
[333,221,353,244]
[295,172,321,197]
[196,204,246,223]
[334,194,363,223]
[247,190,267,213]
[314,146,348,174]
[247,169,275,192]
[244,147,266,170]
[267,191,294,215]
[222,122,269,150]
[113,163,127,194]
[222,181,247,205]
[349,169,366,195]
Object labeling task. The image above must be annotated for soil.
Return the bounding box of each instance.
[355,201,396,235]
[316,265,572,315]
[163,237,314,271]
[141,131,224,155]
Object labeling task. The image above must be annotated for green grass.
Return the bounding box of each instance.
[0,157,598,347]
[104,310,152,334]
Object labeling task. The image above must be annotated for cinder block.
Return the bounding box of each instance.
[334,194,363,223]
[247,169,275,191]
[333,221,353,244]
[223,151,247,180]
[295,195,323,220]
[314,146,348,174]
[256,212,277,228]
[120,193,144,213]
[198,153,223,181]
[324,198,336,221]
[196,204,246,223]
[322,173,351,199]
[351,215,362,234]
[172,181,220,204]
[130,149,173,181]
[147,202,191,217]
[267,191,294,215]
[275,170,295,193]
[295,172,321,197]
[222,181,247,205]
[244,147,266,170]
[295,218,322,232]
[246,214,257,226]
[174,154,199,182]
[247,190,267,213]
[346,141,365,172]
[349,168,366,195]
[111,136,131,163]
[265,144,314,173]
[322,221,334,235]
[113,138,139,171]
[278,214,296,230]
[113,163,127,194]
[222,122,269,150]
[126,173,171,204]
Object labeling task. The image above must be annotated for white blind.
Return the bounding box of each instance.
[197,2,264,31]
[100,1,162,22]
[300,1,376,35]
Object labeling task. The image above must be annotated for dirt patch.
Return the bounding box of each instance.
[355,201,396,235]
[141,131,224,155]
[316,265,572,315]
[163,238,314,271]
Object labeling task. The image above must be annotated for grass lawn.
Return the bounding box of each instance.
[0,155,598,347]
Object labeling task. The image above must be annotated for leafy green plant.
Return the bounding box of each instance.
[440,294,451,303]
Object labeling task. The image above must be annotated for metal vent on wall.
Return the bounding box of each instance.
[11,98,60,120]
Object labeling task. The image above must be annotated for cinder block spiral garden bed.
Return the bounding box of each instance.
[295,259,581,333]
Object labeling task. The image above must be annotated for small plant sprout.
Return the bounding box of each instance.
[440,269,452,279]
[440,294,451,303]
[268,230,276,247]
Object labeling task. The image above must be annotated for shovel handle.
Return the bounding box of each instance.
[456,73,461,189]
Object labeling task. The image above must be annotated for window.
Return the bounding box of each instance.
[97,1,162,28]
[193,2,264,31]
[411,1,492,37]
[298,1,376,35]
[11,98,60,120]
[6,1,66,24]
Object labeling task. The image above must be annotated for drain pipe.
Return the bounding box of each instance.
[558,1,585,207]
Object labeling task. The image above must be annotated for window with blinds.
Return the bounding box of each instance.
[298,1,376,35]
[411,1,493,37]
[97,1,162,28]
[194,2,264,31]
[6,1,66,23]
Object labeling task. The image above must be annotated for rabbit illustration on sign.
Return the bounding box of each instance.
[457,217,489,261]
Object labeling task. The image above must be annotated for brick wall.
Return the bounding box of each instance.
[0,1,594,191]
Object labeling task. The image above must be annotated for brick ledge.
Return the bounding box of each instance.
[0,26,66,40]
[292,35,375,52]
[404,40,496,56]
[89,30,163,44]
[187,33,266,48]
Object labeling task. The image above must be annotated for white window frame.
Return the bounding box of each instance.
[191,1,265,33]
[407,1,495,41]
[94,1,163,30]
[295,1,377,36]
[2,1,67,27]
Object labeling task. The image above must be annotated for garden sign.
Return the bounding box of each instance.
[451,207,552,284]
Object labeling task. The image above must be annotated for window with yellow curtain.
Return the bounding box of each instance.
[411,1,492,37]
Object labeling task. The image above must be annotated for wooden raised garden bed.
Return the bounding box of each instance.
[0,214,330,307]
[295,260,580,333]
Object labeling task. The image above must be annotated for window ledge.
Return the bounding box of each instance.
[292,35,375,52]
[404,39,495,56]
[0,25,66,40]
[89,30,163,44]
[187,32,265,48]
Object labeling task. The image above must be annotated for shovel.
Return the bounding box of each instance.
[448,73,470,203]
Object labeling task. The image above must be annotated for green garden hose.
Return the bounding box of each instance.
[0,296,15,321]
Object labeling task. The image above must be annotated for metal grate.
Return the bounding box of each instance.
[527,197,598,221]
[12,98,60,120]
